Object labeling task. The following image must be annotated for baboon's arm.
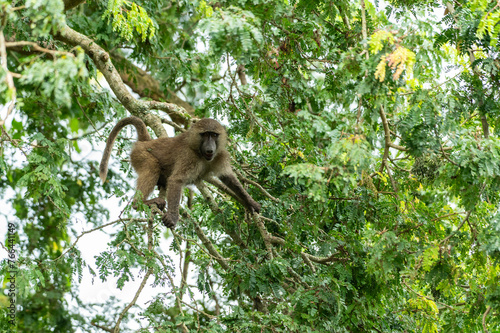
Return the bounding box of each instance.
[219,174,261,213]
[162,178,184,228]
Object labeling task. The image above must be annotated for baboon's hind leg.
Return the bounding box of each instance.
[132,156,166,211]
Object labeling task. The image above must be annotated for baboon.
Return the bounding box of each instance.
[100,116,261,228]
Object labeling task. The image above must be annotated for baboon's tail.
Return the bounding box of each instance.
[99,117,151,183]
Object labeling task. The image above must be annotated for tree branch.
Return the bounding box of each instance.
[111,52,195,122]
[440,210,472,244]
[233,169,280,203]
[300,252,316,273]
[180,299,218,320]
[482,305,491,333]
[402,280,453,310]
[90,322,113,333]
[5,40,75,59]
[152,249,188,333]
[113,269,152,333]
[192,219,230,270]
[178,191,193,302]
[379,105,407,152]
[0,31,16,128]
[56,25,189,138]
[301,252,349,264]
[236,64,247,85]
[53,218,143,262]
[253,213,285,259]
[431,212,466,222]
[377,105,405,193]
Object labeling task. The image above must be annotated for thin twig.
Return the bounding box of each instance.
[75,98,107,140]
[431,212,466,222]
[90,322,113,332]
[402,280,453,310]
[440,210,472,244]
[233,169,279,203]
[5,40,75,58]
[302,252,349,264]
[0,31,16,127]
[53,218,143,261]
[113,269,152,333]
[154,250,189,333]
[180,299,218,320]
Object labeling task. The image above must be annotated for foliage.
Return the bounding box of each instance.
[103,0,156,42]
[1,0,500,332]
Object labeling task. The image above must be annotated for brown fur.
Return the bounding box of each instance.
[100,116,261,228]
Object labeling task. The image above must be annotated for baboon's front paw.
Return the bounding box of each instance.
[145,197,166,211]
[162,213,178,229]
[249,200,261,214]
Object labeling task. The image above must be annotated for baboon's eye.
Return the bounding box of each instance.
[202,132,218,138]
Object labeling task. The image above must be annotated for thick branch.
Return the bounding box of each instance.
[112,52,194,122]
[56,25,187,138]
[361,0,368,41]
[483,306,491,333]
[379,105,407,152]
[236,64,247,85]
[300,252,316,272]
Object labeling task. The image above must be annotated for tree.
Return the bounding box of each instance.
[1,0,500,332]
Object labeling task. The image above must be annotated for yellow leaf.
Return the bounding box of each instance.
[368,30,395,54]
[374,55,387,82]
[375,171,388,184]
[52,241,61,252]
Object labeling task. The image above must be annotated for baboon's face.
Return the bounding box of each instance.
[200,132,219,161]
[190,118,226,161]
